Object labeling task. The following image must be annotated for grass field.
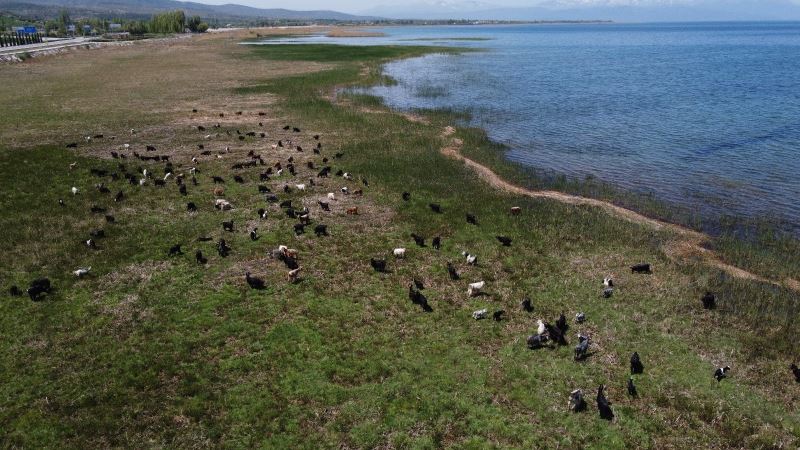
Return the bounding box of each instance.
[1,30,799,449]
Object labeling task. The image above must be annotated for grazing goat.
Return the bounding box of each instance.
[569,389,586,412]
[466,213,478,225]
[250,228,259,241]
[402,192,410,201]
[318,201,330,211]
[603,287,613,298]
[187,202,197,212]
[467,281,485,297]
[393,248,406,259]
[71,186,79,195]
[603,276,614,288]
[90,205,106,214]
[73,267,91,277]
[575,312,586,323]
[314,224,328,236]
[218,239,231,257]
[510,206,521,215]
[195,250,207,264]
[556,313,568,334]
[574,335,589,361]
[245,272,266,290]
[627,377,638,398]
[472,309,488,320]
[521,297,533,312]
[461,251,477,265]
[27,278,52,301]
[222,221,234,232]
[701,291,716,310]
[287,268,302,283]
[596,385,614,421]
[496,236,512,246]
[631,352,644,374]
[168,244,183,256]
[293,223,306,235]
[527,333,548,349]
[432,236,441,250]
[9,285,23,296]
[346,207,358,215]
[631,263,651,274]
[429,203,442,213]
[411,234,425,247]
[408,285,432,312]
[212,176,225,184]
[447,262,459,281]
[370,258,387,273]
[85,239,97,249]
[714,366,730,382]
[233,175,244,184]
[105,215,115,223]
[214,199,232,210]
[257,208,267,219]
[791,364,800,383]
[327,192,336,201]
[493,310,505,321]
[537,319,546,335]
[213,186,225,197]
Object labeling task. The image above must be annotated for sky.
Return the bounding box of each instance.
[182,0,800,20]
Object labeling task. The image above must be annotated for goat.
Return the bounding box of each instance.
[603,276,614,288]
[9,285,23,296]
[233,175,244,184]
[71,186,79,195]
[596,385,614,421]
[179,185,187,196]
[393,248,406,259]
[429,203,442,213]
[346,207,358,215]
[447,262,459,281]
[327,193,336,201]
[213,186,225,197]
[212,176,225,184]
[90,205,106,214]
[245,272,266,290]
[370,258,387,273]
[461,251,477,265]
[432,236,441,250]
[631,263,651,274]
[85,239,97,249]
[536,319,546,335]
[603,287,613,298]
[408,284,432,311]
[701,291,716,310]
[574,335,589,361]
[496,236,512,246]
[287,268,302,283]
[250,228,259,241]
[341,186,349,195]
[293,223,306,235]
[214,199,232,210]
[195,250,207,264]
[627,377,638,398]
[527,333,549,349]
[89,229,105,238]
[187,202,197,212]
[569,389,586,412]
[222,221,234,232]
[631,352,644,374]
[314,224,328,236]
[467,281,485,297]
[257,208,267,219]
[714,366,730,382]
[791,364,800,383]
[168,244,183,256]
[105,215,115,223]
[295,184,306,191]
[402,192,410,201]
[73,267,91,278]
[575,312,586,323]
[27,278,52,301]
[493,310,505,321]
[218,239,231,257]
[472,309,488,320]
[411,234,425,247]
[466,213,478,225]
[556,313,568,334]
[510,206,521,215]
[318,201,330,211]
[521,297,533,312]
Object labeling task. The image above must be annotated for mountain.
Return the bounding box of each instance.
[0,0,381,21]
[364,0,800,21]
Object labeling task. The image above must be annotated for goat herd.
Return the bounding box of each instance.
[8,108,800,423]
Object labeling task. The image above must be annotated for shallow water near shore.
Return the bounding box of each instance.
[257,22,800,233]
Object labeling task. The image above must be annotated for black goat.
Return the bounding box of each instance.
[222,221,234,232]
[9,285,23,296]
[493,310,505,321]
[195,250,207,264]
[218,239,231,257]
[714,366,730,382]
[432,236,441,250]
[791,364,800,383]
[187,202,197,212]
[466,213,478,225]
[107,214,117,222]
[408,285,433,312]
[631,352,644,374]
[597,385,614,421]
[701,291,716,310]
[446,262,459,281]
[574,335,589,360]
[245,272,266,290]
[496,236,512,246]
[631,263,651,274]
[402,192,410,201]
[370,258,387,273]
[527,334,548,349]
[314,224,328,236]
[27,278,52,301]
[168,244,182,256]
[627,377,638,398]
[212,176,225,184]
[520,297,533,312]
[293,223,306,235]
[250,228,259,241]
[429,203,442,213]
[234,175,245,184]
[318,201,330,211]
[410,234,425,247]
[556,313,568,334]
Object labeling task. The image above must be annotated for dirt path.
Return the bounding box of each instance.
[439,126,800,292]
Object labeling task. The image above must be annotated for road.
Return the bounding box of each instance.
[0,37,91,57]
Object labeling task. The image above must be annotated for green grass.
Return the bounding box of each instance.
[1,40,799,448]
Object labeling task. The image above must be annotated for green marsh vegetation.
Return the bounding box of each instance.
[0,37,799,448]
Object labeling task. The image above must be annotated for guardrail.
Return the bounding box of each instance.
[0,33,44,48]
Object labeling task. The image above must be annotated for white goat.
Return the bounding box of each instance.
[393,248,406,259]
[467,281,485,297]
[472,308,488,320]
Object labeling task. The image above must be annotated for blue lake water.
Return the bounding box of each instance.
[257,23,800,232]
